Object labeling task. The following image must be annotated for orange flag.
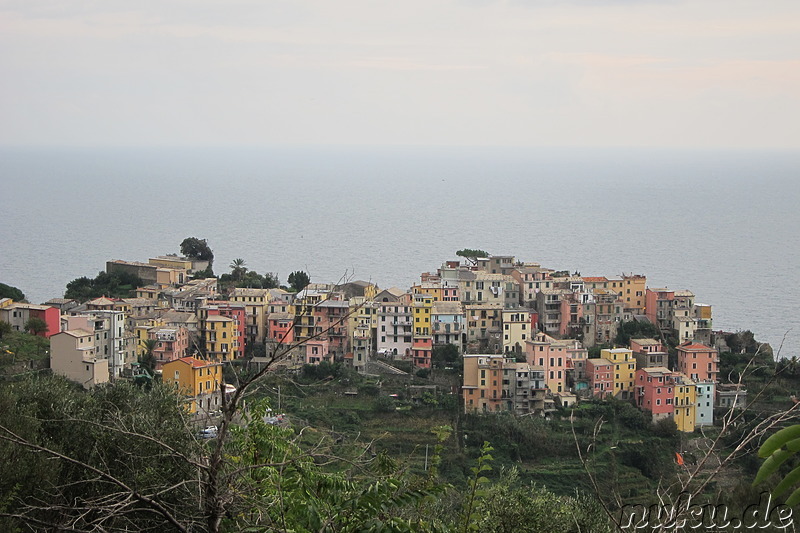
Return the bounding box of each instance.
[675,452,685,465]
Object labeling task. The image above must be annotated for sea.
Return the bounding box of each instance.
[1,146,798,358]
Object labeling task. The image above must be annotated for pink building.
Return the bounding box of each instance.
[149,326,189,370]
[267,313,295,345]
[676,341,719,382]
[645,288,675,331]
[314,300,350,356]
[305,339,331,365]
[635,367,675,421]
[525,332,575,394]
[587,358,614,399]
[412,337,432,368]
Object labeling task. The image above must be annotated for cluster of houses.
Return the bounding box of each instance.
[0,253,745,429]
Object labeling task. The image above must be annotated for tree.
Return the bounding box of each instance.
[0,283,25,302]
[455,249,489,265]
[139,338,158,375]
[287,270,310,292]
[180,237,214,264]
[229,258,247,281]
[432,344,461,370]
[64,271,143,302]
[614,319,661,346]
[23,317,48,337]
[0,321,11,339]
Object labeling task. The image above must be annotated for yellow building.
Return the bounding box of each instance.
[230,288,270,344]
[601,348,636,399]
[348,297,377,370]
[673,374,697,432]
[412,293,433,336]
[410,283,443,302]
[200,315,236,361]
[502,309,531,355]
[148,256,193,271]
[162,356,223,414]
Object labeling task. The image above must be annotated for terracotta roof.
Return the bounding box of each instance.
[678,342,713,351]
[174,356,218,368]
[582,277,608,282]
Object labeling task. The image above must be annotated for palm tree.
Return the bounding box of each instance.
[139,338,158,375]
[230,258,247,281]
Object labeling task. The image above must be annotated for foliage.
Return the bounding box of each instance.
[191,266,215,279]
[64,271,143,302]
[755,424,800,506]
[300,361,346,382]
[179,237,214,263]
[0,283,25,302]
[651,417,679,441]
[229,258,246,280]
[726,330,771,356]
[0,321,11,340]
[614,319,661,346]
[0,375,198,531]
[139,338,158,375]
[471,467,612,533]
[288,270,311,292]
[432,344,461,370]
[23,317,48,336]
[374,395,397,413]
[461,441,493,532]
[224,400,446,532]
[455,249,489,265]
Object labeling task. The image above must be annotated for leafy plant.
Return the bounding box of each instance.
[755,425,800,506]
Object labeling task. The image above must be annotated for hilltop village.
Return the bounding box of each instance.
[0,251,745,433]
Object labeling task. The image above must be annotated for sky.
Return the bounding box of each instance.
[1,0,799,149]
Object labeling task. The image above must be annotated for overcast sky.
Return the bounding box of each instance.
[1,0,799,149]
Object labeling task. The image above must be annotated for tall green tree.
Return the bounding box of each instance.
[180,237,214,264]
[288,270,310,292]
[23,318,48,337]
[0,283,25,302]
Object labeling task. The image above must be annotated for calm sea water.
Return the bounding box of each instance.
[1,146,798,357]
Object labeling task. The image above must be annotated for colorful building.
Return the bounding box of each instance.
[148,326,189,370]
[200,315,236,361]
[586,358,614,399]
[676,341,718,383]
[230,288,270,345]
[0,302,61,338]
[502,309,532,355]
[673,374,697,432]
[635,367,675,422]
[462,354,547,414]
[162,356,223,414]
[601,348,636,399]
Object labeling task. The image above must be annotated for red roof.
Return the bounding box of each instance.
[678,342,713,351]
[582,277,608,282]
[175,356,219,368]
